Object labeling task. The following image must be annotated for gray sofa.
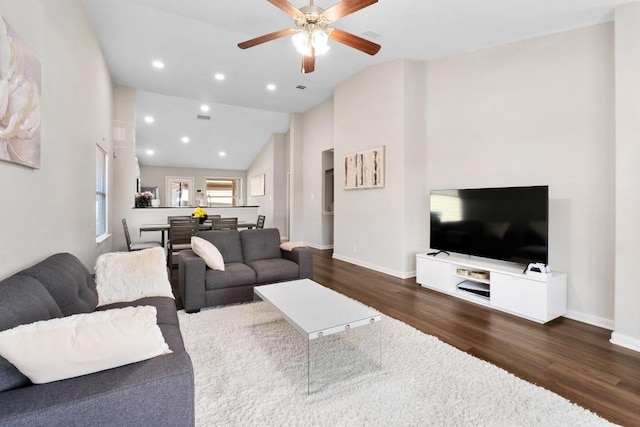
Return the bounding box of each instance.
[178,228,313,312]
[0,253,194,427]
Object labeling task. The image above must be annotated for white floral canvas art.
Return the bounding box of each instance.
[0,15,41,169]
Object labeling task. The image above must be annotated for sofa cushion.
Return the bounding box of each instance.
[240,228,282,262]
[0,274,66,393]
[95,248,174,306]
[196,230,244,263]
[246,258,300,284]
[97,296,179,326]
[0,346,194,427]
[0,306,171,384]
[204,263,256,291]
[0,275,63,332]
[18,253,98,316]
[0,275,67,392]
[0,356,29,393]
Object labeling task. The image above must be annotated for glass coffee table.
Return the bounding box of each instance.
[254,279,381,394]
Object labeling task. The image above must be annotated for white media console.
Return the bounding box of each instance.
[416,253,567,323]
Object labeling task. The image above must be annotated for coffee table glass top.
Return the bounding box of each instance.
[254,279,381,340]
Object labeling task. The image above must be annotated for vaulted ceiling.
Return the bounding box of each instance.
[84,0,626,170]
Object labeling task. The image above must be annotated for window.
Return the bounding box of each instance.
[165,177,194,207]
[205,178,238,206]
[96,145,108,240]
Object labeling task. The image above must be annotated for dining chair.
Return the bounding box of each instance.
[122,218,162,251]
[167,215,191,241]
[202,214,221,228]
[212,217,238,230]
[256,215,266,229]
[167,217,199,268]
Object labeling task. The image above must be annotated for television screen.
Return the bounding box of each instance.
[430,186,548,264]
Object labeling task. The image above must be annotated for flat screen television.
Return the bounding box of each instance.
[430,185,548,265]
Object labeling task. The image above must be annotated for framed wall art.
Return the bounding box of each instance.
[250,174,265,196]
[343,145,385,190]
[0,15,41,169]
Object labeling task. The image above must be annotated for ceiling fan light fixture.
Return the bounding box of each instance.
[293,28,329,57]
[311,29,328,49]
[292,31,310,54]
[312,38,330,56]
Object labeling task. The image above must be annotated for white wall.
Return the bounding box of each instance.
[0,0,113,278]
[333,60,426,278]
[246,133,287,236]
[613,3,640,351]
[111,85,137,256]
[425,24,615,327]
[301,98,334,248]
[272,133,287,237]
[299,23,618,330]
[288,113,304,242]
[402,61,428,274]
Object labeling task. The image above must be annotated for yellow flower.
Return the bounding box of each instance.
[193,207,206,218]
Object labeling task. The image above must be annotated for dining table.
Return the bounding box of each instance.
[139,221,257,246]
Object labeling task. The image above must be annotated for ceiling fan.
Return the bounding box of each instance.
[238,0,381,74]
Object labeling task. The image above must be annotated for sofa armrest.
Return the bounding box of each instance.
[178,250,207,312]
[281,247,313,279]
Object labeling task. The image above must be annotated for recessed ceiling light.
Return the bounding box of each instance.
[214,73,225,81]
[144,116,155,124]
[181,136,190,143]
[146,149,154,155]
[200,105,210,112]
[152,60,165,69]
[219,151,226,157]
[267,83,276,91]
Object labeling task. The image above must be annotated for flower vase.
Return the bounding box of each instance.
[193,214,207,224]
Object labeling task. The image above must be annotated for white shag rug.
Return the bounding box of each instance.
[178,303,614,426]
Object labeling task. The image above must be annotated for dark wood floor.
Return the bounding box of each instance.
[310,249,640,426]
[172,249,640,425]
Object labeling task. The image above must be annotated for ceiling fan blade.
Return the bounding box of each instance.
[302,49,315,74]
[329,28,381,55]
[267,0,304,18]
[237,29,292,49]
[323,0,378,22]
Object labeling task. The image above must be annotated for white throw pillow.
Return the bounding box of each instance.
[279,241,307,251]
[95,247,174,307]
[0,306,171,384]
[191,236,225,271]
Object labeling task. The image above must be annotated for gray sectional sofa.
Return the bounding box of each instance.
[0,253,194,426]
[178,228,313,312]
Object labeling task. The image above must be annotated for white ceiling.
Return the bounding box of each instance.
[83,0,626,170]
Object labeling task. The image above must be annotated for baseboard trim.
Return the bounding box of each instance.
[332,253,414,279]
[564,310,614,330]
[610,332,640,352]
